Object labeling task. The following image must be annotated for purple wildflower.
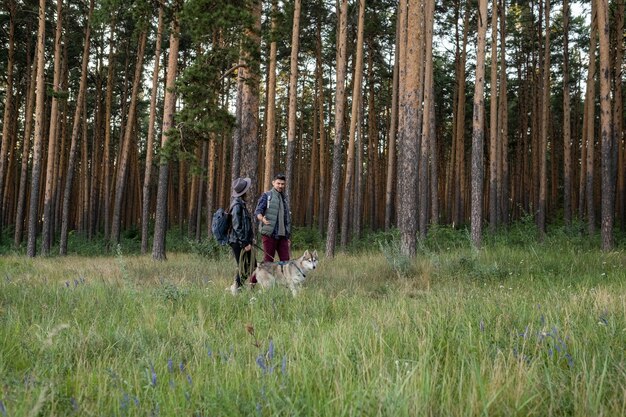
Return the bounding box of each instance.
[179,361,185,373]
[74,279,79,287]
[167,358,173,373]
[65,281,70,288]
[70,397,79,411]
[0,400,6,417]
[281,355,287,375]
[479,320,484,332]
[207,348,212,358]
[133,397,140,407]
[121,393,129,410]
[186,374,193,385]
[256,355,267,373]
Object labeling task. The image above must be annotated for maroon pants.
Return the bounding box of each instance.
[261,235,290,262]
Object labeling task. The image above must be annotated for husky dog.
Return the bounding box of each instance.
[253,250,319,296]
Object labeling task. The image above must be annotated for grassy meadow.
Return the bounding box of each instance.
[0,224,625,416]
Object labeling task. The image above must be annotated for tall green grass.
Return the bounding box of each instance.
[0,228,625,416]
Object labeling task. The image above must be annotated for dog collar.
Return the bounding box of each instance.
[293,264,306,278]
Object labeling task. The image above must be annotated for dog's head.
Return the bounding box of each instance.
[300,249,319,272]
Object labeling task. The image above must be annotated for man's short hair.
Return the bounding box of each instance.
[274,173,286,181]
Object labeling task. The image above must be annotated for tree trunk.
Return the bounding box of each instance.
[263,0,278,190]
[597,0,613,250]
[315,20,327,234]
[615,0,625,232]
[153,5,181,260]
[586,4,598,235]
[419,0,434,238]
[454,6,470,227]
[239,0,262,202]
[471,0,488,249]
[111,29,148,244]
[26,0,48,257]
[41,0,64,255]
[59,0,94,255]
[141,6,163,254]
[0,0,16,240]
[563,0,572,226]
[488,1,498,232]
[385,10,400,231]
[103,20,116,244]
[498,0,508,226]
[14,48,37,247]
[537,0,550,237]
[340,0,365,248]
[398,0,421,256]
[285,0,301,201]
[325,0,349,258]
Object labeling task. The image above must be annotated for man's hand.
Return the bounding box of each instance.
[258,214,270,225]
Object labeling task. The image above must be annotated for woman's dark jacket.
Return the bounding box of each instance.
[228,197,253,246]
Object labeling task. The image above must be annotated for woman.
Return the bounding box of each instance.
[228,177,254,294]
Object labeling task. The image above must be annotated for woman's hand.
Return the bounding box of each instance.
[244,244,252,251]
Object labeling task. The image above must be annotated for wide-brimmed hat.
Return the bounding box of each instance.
[231,177,251,197]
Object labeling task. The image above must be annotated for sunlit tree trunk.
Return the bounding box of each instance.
[614,0,625,232]
[498,0,508,226]
[141,6,163,254]
[488,1,498,232]
[585,4,598,235]
[111,29,148,244]
[103,20,116,244]
[454,5,470,226]
[340,0,365,248]
[59,0,94,255]
[14,49,37,247]
[26,0,48,257]
[263,0,278,190]
[537,0,550,237]
[41,0,64,255]
[597,0,613,250]
[153,4,182,260]
[285,0,301,201]
[315,20,327,233]
[563,0,572,226]
[385,11,400,231]
[419,0,434,238]
[325,0,349,258]
[239,0,262,201]
[0,0,16,239]
[471,0,488,249]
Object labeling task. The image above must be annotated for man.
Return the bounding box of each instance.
[255,173,291,262]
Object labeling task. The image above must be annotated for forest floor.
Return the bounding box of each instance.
[1,224,625,416]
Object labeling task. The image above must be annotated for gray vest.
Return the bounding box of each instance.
[260,189,283,236]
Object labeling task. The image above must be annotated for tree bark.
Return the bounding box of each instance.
[471,0,488,249]
[488,1,498,232]
[59,0,94,255]
[0,0,16,240]
[14,48,37,247]
[26,0,48,257]
[615,0,625,232]
[563,0,572,226]
[285,0,301,202]
[315,20,327,233]
[325,0,349,258]
[239,0,262,202]
[597,0,613,250]
[419,0,434,238]
[41,0,64,255]
[340,0,365,248]
[153,4,181,260]
[385,10,400,231]
[263,0,278,190]
[537,0,550,237]
[141,6,164,254]
[111,29,148,244]
[585,4,598,235]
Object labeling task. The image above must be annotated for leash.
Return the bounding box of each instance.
[238,245,256,281]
